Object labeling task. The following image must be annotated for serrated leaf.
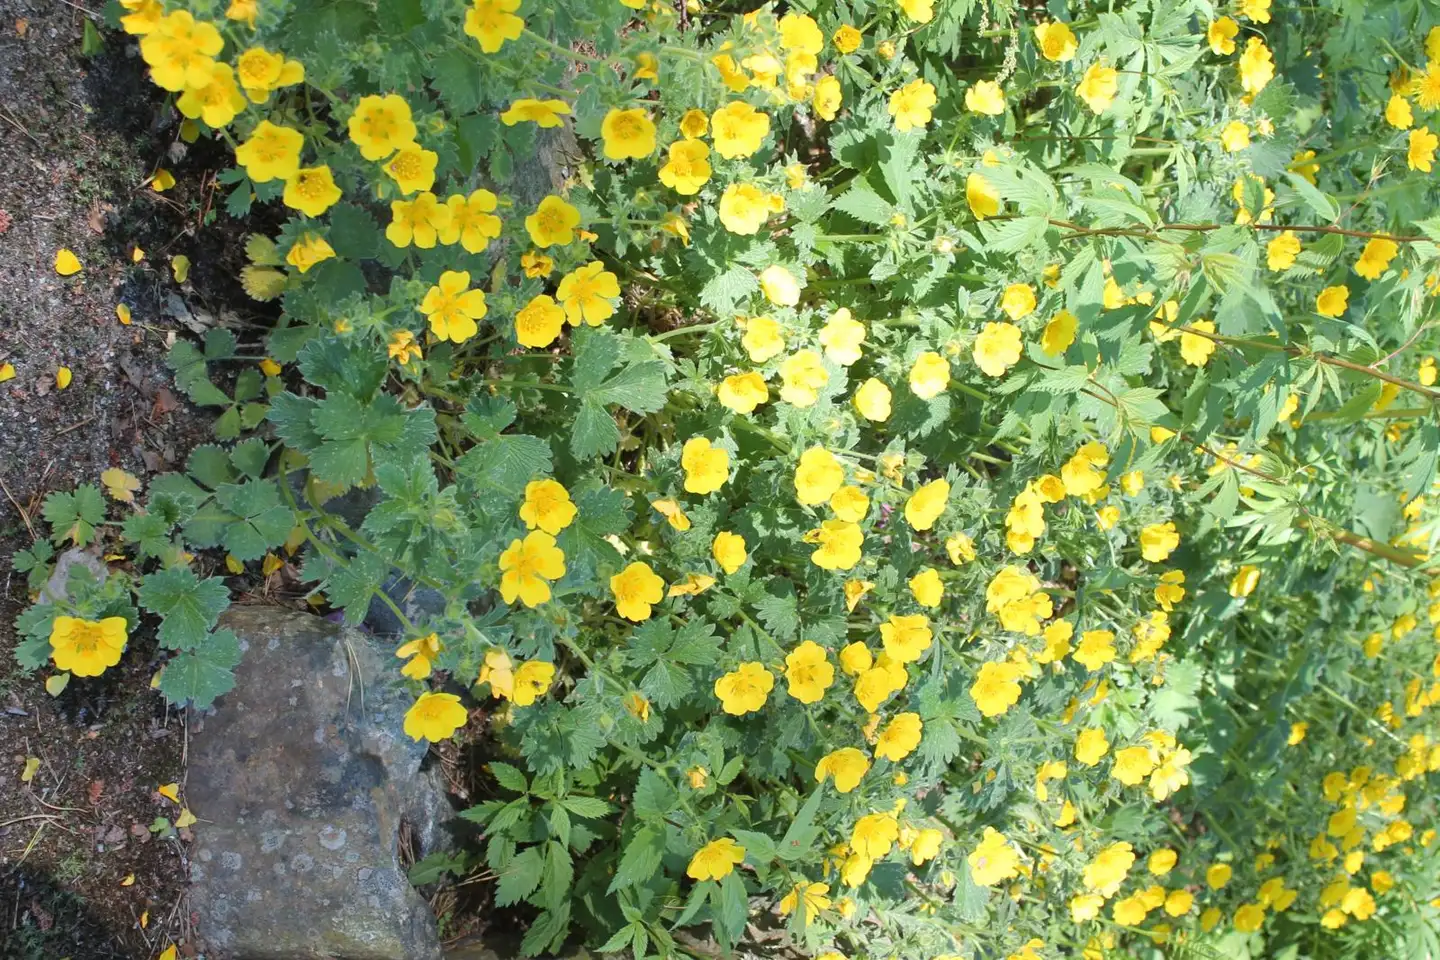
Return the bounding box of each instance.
[158,629,241,709]
[139,568,231,650]
[832,181,894,225]
[495,845,545,906]
[42,485,106,546]
[609,826,665,892]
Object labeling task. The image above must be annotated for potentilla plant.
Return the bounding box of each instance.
[13,0,1440,955]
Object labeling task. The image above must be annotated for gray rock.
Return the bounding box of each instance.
[189,606,453,960]
[40,548,107,604]
[365,574,447,639]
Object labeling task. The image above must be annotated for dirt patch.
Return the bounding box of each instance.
[0,3,259,956]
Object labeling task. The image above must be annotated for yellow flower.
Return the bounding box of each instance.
[852,813,900,859]
[514,294,566,347]
[235,45,303,103]
[464,0,524,53]
[806,520,864,570]
[1239,37,1274,94]
[1001,283,1036,321]
[1206,863,1232,889]
[795,446,844,505]
[905,478,950,530]
[387,330,422,366]
[657,139,711,196]
[717,372,769,414]
[840,578,869,616]
[1176,318,1216,366]
[420,270,487,344]
[1208,16,1239,55]
[235,120,303,183]
[910,828,943,865]
[875,712,923,761]
[968,827,1020,886]
[779,350,829,406]
[403,692,467,742]
[759,265,801,306]
[624,691,651,723]
[967,172,1001,219]
[853,378,892,422]
[830,486,869,522]
[898,0,933,23]
[1083,841,1135,896]
[1409,127,1438,172]
[176,62,247,128]
[717,183,778,235]
[611,561,665,621]
[838,642,872,676]
[833,24,862,54]
[888,79,938,132]
[1316,284,1349,318]
[119,0,164,35]
[1288,721,1308,745]
[498,531,566,607]
[50,616,127,677]
[1035,309,1078,356]
[1220,120,1250,153]
[511,660,556,706]
[854,655,907,712]
[651,498,691,532]
[381,142,439,195]
[1146,848,1178,876]
[441,189,503,254]
[687,838,745,880]
[813,75,843,121]
[880,614,932,663]
[965,79,1006,116]
[678,109,709,139]
[1075,726,1110,766]
[285,233,335,274]
[473,653,515,704]
[501,98,571,127]
[1267,232,1301,271]
[1387,94,1414,130]
[714,662,774,715]
[681,437,729,494]
[785,640,835,703]
[1069,630,1114,671]
[1229,564,1261,598]
[520,479,576,535]
[139,11,224,92]
[348,94,417,161]
[971,661,1023,717]
[1137,521,1179,562]
[711,101,771,159]
[945,533,975,565]
[283,166,342,218]
[779,881,831,923]
[1239,0,1271,22]
[1076,63,1118,113]
[387,192,452,249]
[818,308,866,365]
[711,531,748,575]
[601,108,656,160]
[1420,64,1440,110]
[525,195,582,248]
[1034,20,1078,61]
[909,568,944,608]
[556,261,620,327]
[973,321,1023,377]
[1111,744,1156,785]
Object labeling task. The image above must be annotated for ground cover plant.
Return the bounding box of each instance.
[13,0,1440,956]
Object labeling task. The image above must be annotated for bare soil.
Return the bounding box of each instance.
[0,3,256,956]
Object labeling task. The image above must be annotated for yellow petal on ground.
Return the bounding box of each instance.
[55,248,82,275]
[0,362,14,383]
[157,782,180,803]
[116,303,132,325]
[45,673,70,696]
[139,909,149,929]
[175,808,197,828]
[150,169,176,192]
[158,947,178,960]
[225,554,244,574]
[131,246,145,263]
[150,669,163,689]
[101,467,142,503]
[56,367,72,389]
[120,873,136,886]
[172,255,191,284]
[21,757,40,783]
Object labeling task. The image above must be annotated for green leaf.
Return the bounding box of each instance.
[139,568,231,650]
[570,401,620,460]
[609,826,666,892]
[558,796,612,818]
[1283,172,1339,223]
[778,787,824,860]
[489,762,529,793]
[539,840,573,912]
[42,485,106,546]
[214,480,293,561]
[495,845,545,907]
[158,629,241,708]
[325,204,382,260]
[699,265,759,314]
[632,768,677,822]
[832,181,894,225]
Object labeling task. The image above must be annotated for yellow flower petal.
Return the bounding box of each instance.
[116,303,133,325]
[55,248,82,275]
[157,782,180,803]
[172,254,191,284]
[150,168,176,192]
[56,367,72,390]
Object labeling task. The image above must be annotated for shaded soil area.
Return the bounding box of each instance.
[0,2,257,957]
